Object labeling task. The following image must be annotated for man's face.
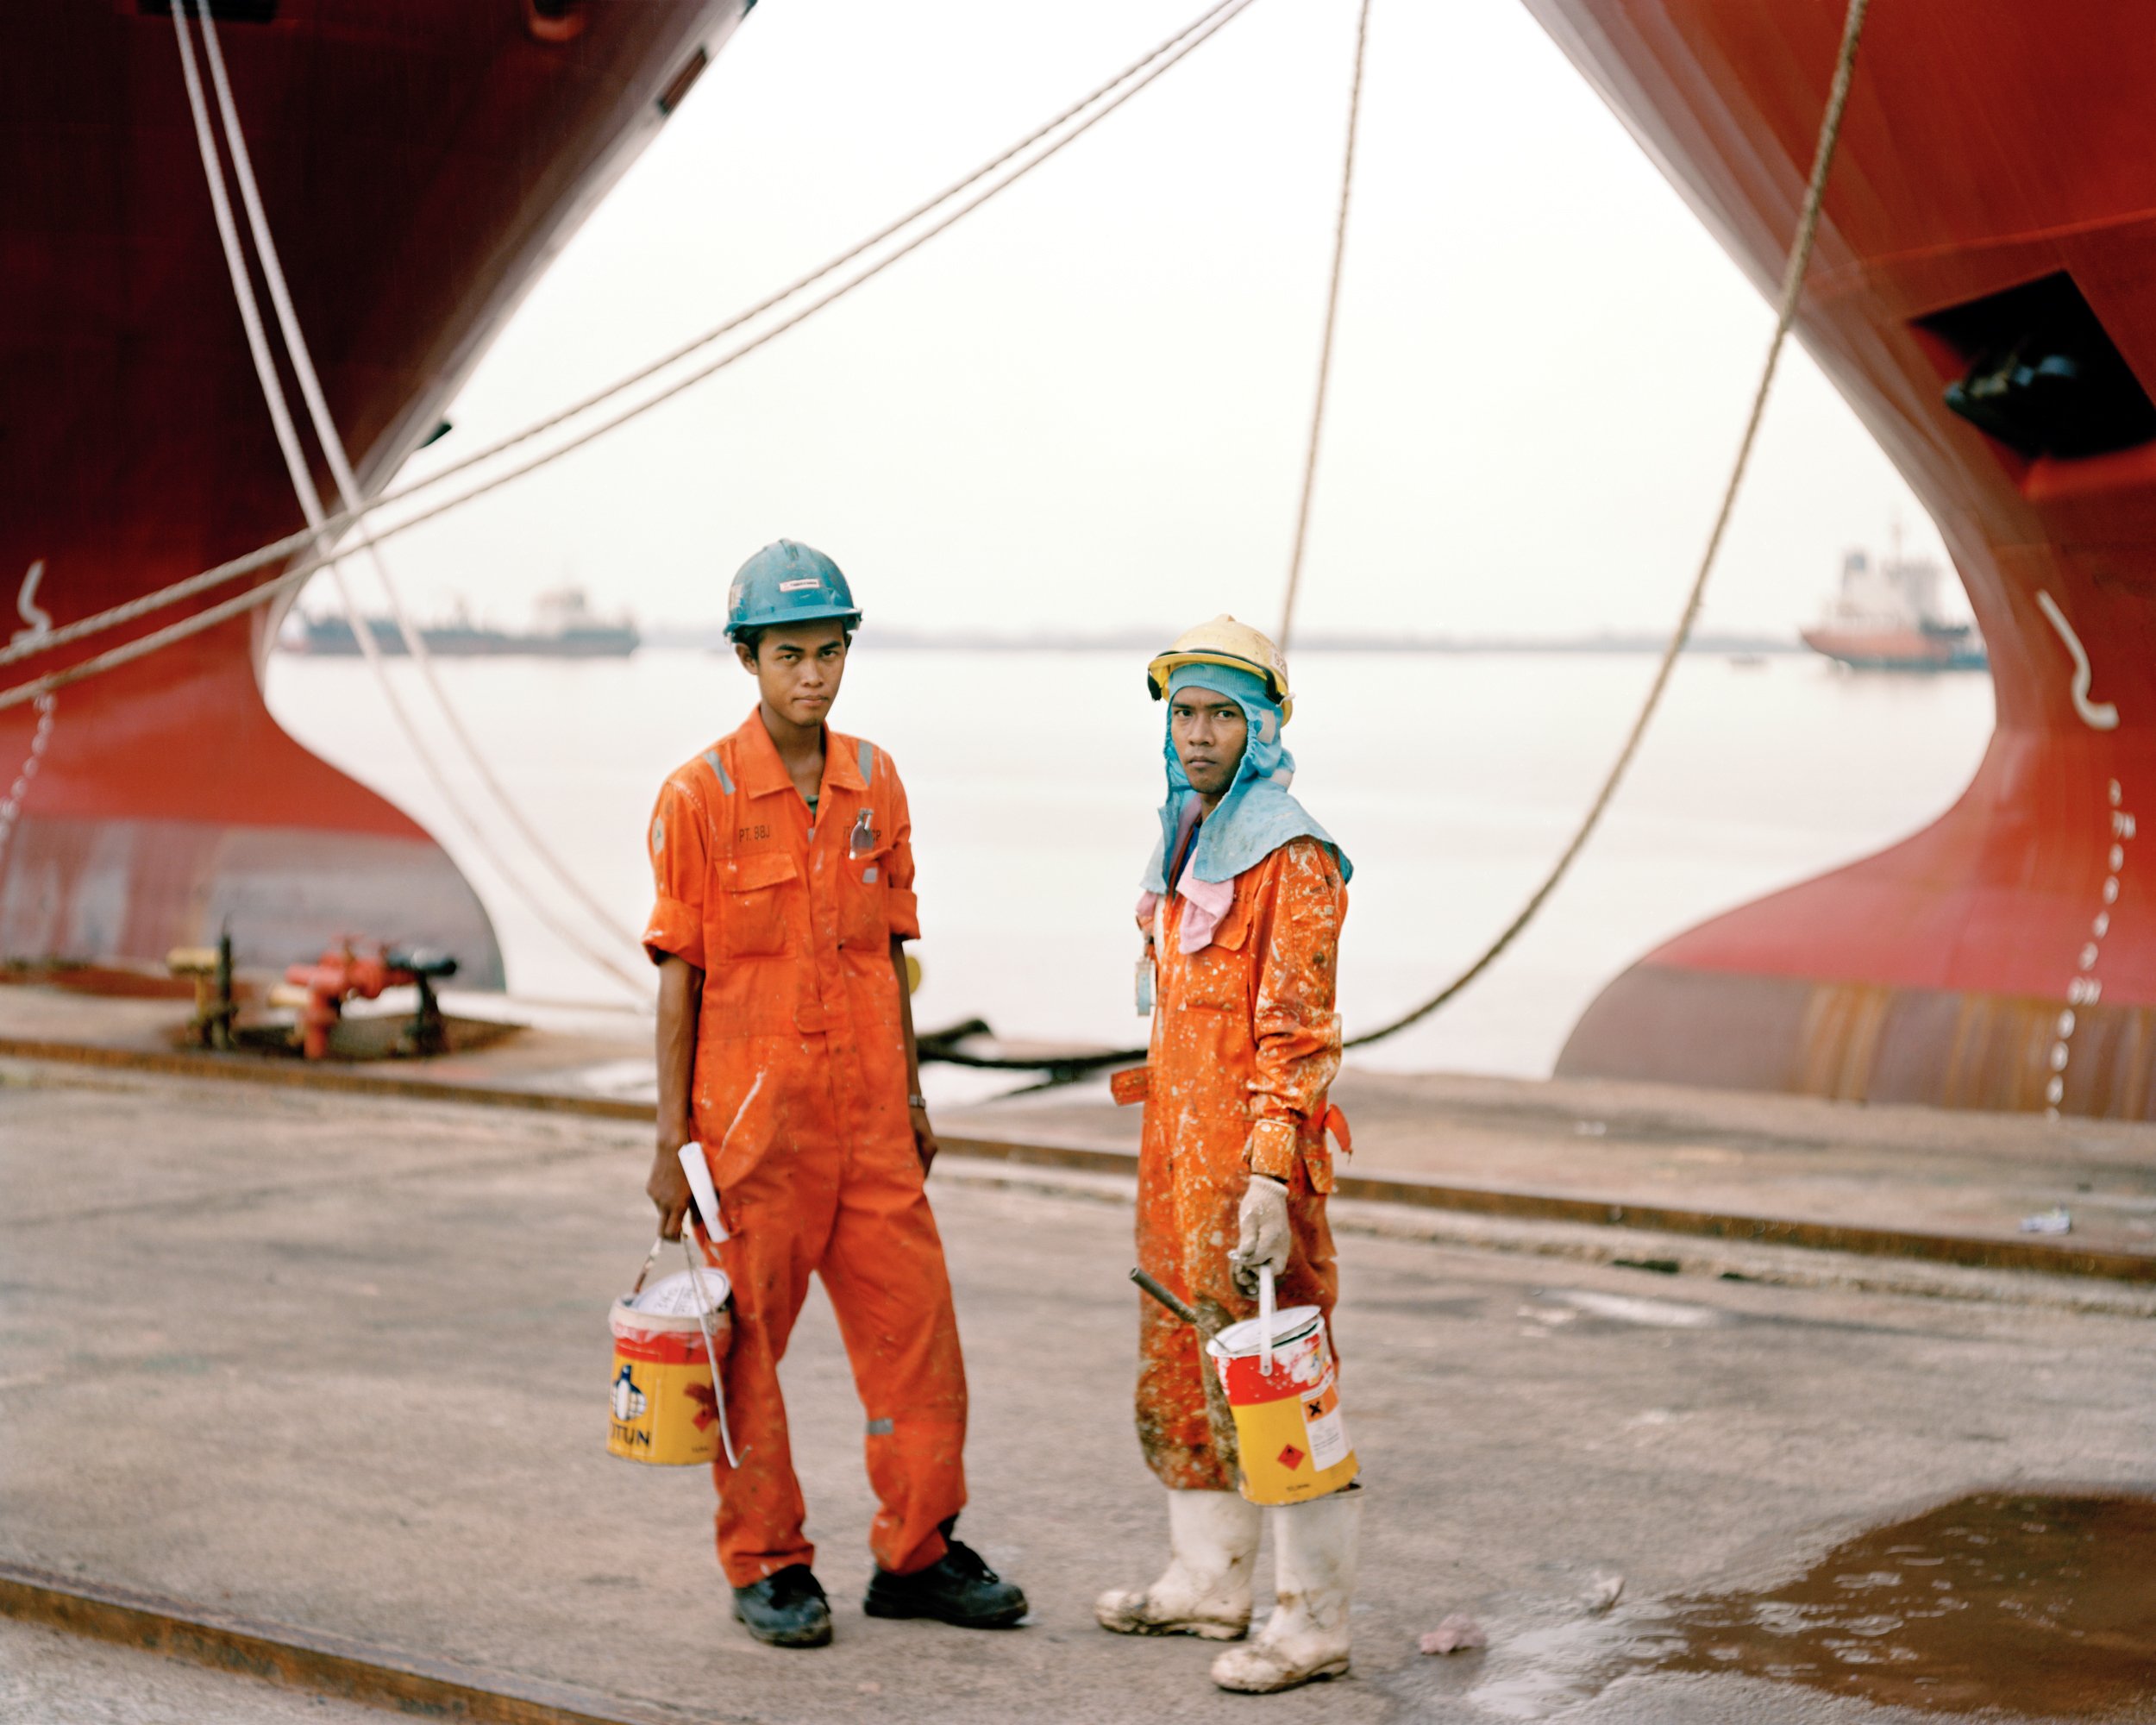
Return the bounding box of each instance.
[739,619,849,727]
[1169,688,1249,804]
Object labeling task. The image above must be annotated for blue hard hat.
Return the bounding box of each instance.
[724,540,862,640]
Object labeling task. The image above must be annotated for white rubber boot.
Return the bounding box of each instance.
[1210,1490,1361,1692]
[1095,1489,1262,1640]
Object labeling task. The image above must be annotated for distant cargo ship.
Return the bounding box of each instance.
[288,588,638,659]
[1801,545,1986,672]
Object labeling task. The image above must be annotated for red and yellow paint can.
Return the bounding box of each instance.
[607,1273,732,1467]
[1206,1304,1357,1505]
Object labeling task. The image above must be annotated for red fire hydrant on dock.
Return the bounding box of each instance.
[283,943,457,1059]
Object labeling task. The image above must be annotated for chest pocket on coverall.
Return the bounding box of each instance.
[1180,893,1252,1012]
[721,851,797,957]
[838,820,891,950]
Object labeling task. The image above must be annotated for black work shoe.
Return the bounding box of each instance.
[863,1538,1028,1628]
[732,1564,832,1647]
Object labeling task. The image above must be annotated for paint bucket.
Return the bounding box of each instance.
[1206,1302,1357,1505]
[607,1262,732,1466]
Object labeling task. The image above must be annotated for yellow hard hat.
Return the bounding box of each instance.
[1145,614,1293,723]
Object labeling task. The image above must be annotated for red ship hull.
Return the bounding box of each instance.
[2,0,739,987]
[1530,1,2156,1115]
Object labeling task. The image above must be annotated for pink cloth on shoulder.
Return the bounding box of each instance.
[1133,856,1236,955]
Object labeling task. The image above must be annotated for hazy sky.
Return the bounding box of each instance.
[374,0,1957,641]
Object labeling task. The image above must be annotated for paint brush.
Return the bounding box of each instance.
[1130,1266,1199,1325]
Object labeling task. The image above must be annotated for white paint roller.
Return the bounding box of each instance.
[674,1141,736,1467]
[677,1140,727,1243]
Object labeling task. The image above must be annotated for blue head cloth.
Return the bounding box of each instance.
[1140,662,1351,892]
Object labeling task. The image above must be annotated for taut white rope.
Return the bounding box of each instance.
[172,2,654,1002]
[195,2,649,959]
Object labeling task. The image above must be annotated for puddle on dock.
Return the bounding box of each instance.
[1652,1492,2156,1716]
[1465,1493,2156,1719]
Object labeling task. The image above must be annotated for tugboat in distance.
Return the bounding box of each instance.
[1801,537,1986,673]
[289,587,639,660]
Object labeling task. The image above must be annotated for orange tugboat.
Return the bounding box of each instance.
[0,1,739,986]
[1539,0,2156,1116]
[1802,542,1986,674]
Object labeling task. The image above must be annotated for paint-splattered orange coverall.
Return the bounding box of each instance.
[643,710,967,1586]
[1128,835,1347,1490]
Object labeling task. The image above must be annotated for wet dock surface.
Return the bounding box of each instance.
[1647,1491,2156,1716]
[3,1056,2152,1722]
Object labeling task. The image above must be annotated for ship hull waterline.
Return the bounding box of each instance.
[1527,0,2156,1117]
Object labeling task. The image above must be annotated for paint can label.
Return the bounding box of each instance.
[608,1298,730,1467]
[1300,1375,1351,1472]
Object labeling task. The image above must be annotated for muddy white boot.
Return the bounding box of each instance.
[1095,1489,1262,1640]
[1210,1489,1361,1692]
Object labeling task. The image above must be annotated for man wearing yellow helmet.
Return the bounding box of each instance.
[1096,616,1359,1693]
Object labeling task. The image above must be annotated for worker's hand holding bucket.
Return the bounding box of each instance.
[1230,1174,1292,1296]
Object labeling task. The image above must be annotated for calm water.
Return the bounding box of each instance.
[264,648,1994,1079]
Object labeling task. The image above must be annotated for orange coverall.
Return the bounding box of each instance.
[1129,834,1347,1490]
[642,710,966,1586]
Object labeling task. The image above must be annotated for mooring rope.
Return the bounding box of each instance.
[1343,0,1871,1050]
[194,1,653,974]
[0,0,1262,691]
[1276,0,1374,654]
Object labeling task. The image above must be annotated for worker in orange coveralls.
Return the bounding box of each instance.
[1095,615,1358,1693]
[641,540,1026,1649]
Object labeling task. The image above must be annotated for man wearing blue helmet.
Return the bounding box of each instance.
[641,540,1025,1648]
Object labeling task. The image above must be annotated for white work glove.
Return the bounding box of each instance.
[1231,1174,1291,1297]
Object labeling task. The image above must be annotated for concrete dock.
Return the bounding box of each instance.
[3,1051,2152,1722]
[6,980,2154,1281]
